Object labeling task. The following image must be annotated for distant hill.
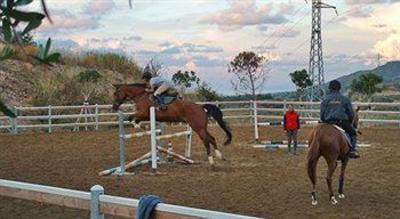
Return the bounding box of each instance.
[336,61,400,90]
[254,61,400,101]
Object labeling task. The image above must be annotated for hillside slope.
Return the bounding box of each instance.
[0,59,139,106]
[336,61,400,89]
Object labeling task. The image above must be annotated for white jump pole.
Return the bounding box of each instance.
[118,111,126,176]
[150,107,157,171]
[253,101,259,142]
[185,125,193,158]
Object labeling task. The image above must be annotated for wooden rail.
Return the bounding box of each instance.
[0,179,261,219]
[0,100,399,134]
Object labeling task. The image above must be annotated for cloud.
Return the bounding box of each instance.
[257,25,269,32]
[201,0,287,31]
[345,0,400,5]
[252,45,277,52]
[51,39,80,50]
[159,42,173,48]
[37,9,101,34]
[278,1,295,14]
[192,55,226,67]
[84,0,116,15]
[160,43,224,54]
[345,0,388,5]
[375,33,400,59]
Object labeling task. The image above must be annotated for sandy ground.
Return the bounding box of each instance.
[0,125,399,219]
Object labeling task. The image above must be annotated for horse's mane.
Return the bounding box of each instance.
[127,83,146,88]
[114,83,147,89]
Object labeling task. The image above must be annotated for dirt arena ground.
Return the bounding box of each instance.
[0,125,399,219]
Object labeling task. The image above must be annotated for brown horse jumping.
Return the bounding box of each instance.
[307,123,351,205]
[112,84,232,166]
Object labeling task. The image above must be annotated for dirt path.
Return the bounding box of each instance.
[0,126,399,219]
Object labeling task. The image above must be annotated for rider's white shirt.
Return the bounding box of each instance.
[150,76,171,87]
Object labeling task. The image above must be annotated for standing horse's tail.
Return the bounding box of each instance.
[203,104,232,145]
[307,127,321,186]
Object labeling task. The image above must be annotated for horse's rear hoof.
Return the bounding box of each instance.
[215,150,225,160]
[208,156,215,166]
[338,194,345,199]
[330,196,338,205]
[311,200,318,206]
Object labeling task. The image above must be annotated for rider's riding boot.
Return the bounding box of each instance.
[348,135,360,159]
[154,95,166,110]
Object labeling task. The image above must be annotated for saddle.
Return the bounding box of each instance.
[331,124,352,146]
[149,88,180,106]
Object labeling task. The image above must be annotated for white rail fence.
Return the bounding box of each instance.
[0,179,261,219]
[0,100,399,134]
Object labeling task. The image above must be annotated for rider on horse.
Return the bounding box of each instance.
[320,80,360,159]
[142,67,172,109]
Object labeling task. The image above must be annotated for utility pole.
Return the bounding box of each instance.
[307,0,337,101]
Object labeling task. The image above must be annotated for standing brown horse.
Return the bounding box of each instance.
[307,123,351,205]
[112,84,232,166]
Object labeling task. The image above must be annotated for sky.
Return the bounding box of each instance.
[25,0,400,94]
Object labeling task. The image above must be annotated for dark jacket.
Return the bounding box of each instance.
[320,91,353,122]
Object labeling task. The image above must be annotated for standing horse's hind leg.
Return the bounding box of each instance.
[308,159,318,206]
[326,160,339,205]
[338,157,349,199]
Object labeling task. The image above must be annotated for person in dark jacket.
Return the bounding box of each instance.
[320,80,360,159]
[283,104,300,155]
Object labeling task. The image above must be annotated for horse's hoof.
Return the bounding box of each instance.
[311,200,318,206]
[208,156,215,166]
[330,196,338,205]
[215,150,223,160]
[338,194,345,199]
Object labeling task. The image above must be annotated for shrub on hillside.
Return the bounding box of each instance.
[30,71,111,106]
[62,52,142,80]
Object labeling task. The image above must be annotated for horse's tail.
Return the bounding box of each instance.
[307,127,321,186]
[203,104,232,145]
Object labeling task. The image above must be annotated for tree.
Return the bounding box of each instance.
[289,69,312,101]
[350,72,383,102]
[196,83,219,101]
[75,69,104,102]
[172,70,200,94]
[228,51,268,100]
[0,0,51,117]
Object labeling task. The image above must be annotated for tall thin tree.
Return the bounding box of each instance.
[228,51,268,100]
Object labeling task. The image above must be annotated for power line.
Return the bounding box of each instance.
[259,4,308,48]
[266,10,310,49]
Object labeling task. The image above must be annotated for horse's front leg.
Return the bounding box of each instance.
[127,112,146,128]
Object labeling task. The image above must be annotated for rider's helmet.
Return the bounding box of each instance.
[142,65,153,80]
[328,80,341,91]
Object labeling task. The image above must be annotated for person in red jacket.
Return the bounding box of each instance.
[283,104,300,155]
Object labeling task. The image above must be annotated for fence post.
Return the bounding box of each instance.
[150,107,158,171]
[185,125,193,158]
[90,185,104,219]
[11,106,18,134]
[118,111,126,176]
[283,99,288,115]
[48,105,52,133]
[95,104,99,130]
[84,102,89,131]
[253,101,259,142]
